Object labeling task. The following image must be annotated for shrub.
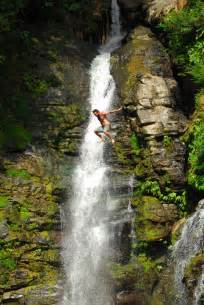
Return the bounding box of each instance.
[0,121,31,151]
[187,94,204,190]
[159,0,204,85]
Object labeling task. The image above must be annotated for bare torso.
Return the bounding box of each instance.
[96,112,110,127]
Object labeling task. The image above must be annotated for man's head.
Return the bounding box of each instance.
[92,109,99,116]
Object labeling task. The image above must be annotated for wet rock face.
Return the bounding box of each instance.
[184,252,204,305]
[111,25,188,305]
[112,26,187,188]
[0,153,62,304]
[28,35,93,155]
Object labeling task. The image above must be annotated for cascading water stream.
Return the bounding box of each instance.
[61,1,123,305]
[173,200,204,305]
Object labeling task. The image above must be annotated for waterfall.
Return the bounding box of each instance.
[173,200,204,305]
[61,1,123,305]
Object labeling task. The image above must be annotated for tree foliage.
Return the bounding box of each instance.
[159,0,204,85]
[0,0,107,151]
[186,93,204,191]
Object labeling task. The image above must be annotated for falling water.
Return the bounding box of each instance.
[61,1,123,305]
[173,199,204,305]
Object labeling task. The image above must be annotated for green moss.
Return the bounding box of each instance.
[20,207,30,222]
[45,181,53,194]
[47,201,58,217]
[130,133,140,155]
[163,135,173,150]
[184,252,204,281]
[23,73,50,97]
[6,168,30,179]
[0,210,6,221]
[0,122,31,152]
[0,196,10,209]
[136,219,169,242]
[137,253,156,273]
[9,223,20,231]
[28,223,39,231]
[110,262,137,281]
[133,196,172,241]
[0,250,16,271]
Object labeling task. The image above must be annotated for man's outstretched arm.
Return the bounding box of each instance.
[105,107,122,115]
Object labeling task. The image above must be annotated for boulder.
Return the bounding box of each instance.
[133,196,179,241]
[111,260,158,304]
[183,252,204,304]
[116,290,146,305]
[171,218,186,244]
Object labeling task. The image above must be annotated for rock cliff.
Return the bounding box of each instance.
[112,26,187,188]
[110,25,188,305]
[0,153,62,304]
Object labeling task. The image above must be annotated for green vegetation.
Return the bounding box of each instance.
[111,262,137,280]
[20,207,30,222]
[0,250,16,271]
[185,93,204,191]
[130,133,140,155]
[159,0,204,85]
[163,135,173,150]
[137,253,156,273]
[0,0,109,152]
[0,196,10,209]
[134,180,187,215]
[6,168,30,179]
[160,1,204,195]
[111,254,156,282]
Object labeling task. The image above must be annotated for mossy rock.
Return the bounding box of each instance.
[184,252,204,290]
[133,196,175,241]
[171,218,186,245]
[111,259,158,297]
[2,282,61,305]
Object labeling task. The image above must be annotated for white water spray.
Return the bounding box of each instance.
[61,1,123,305]
[173,200,204,305]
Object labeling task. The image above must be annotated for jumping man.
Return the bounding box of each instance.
[92,107,122,144]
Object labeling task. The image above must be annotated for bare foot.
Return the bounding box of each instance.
[98,138,104,143]
[111,139,115,145]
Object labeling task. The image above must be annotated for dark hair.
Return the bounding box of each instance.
[92,109,99,113]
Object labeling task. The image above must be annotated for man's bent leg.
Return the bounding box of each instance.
[94,131,104,142]
[104,131,115,144]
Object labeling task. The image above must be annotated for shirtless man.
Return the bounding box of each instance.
[92,107,122,144]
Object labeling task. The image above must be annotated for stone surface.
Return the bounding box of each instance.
[112,25,187,188]
[133,196,179,241]
[183,252,204,304]
[116,290,146,305]
[28,35,92,155]
[111,258,158,305]
[0,153,62,303]
[171,218,186,244]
